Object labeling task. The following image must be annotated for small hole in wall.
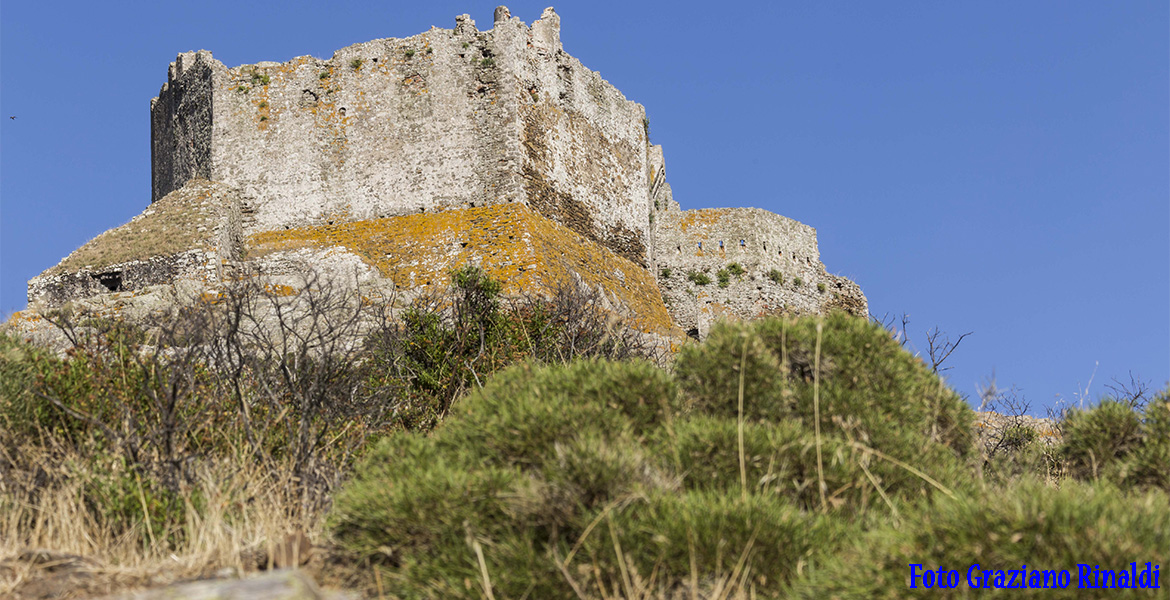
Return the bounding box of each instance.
[461,242,468,248]
[339,107,347,116]
[719,240,724,249]
[763,242,767,251]
[686,328,700,341]
[740,239,745,247]
[470,202,476,207]
[698,242,702,250]
[372,57,378,63]
[92,271,123,293]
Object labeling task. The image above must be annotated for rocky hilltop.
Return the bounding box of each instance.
[17,7,865,339]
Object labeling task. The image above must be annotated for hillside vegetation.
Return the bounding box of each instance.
[1,269,1167,598]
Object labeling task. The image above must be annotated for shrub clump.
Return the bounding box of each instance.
[331,314,983,597]
[687,270,712,286]
[793,478,1170,599]
[1060,393,1170,492]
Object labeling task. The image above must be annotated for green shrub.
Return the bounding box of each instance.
[441,360,682,463]
[677,314,975,460]
[793,276,803,286]
[1060,393,1170,492]
[653,415,965,516]
[250,72,270,86]
[318,70,330,79]
[578,490,843,596]
[687,270,711,286]
[817,282,827,293]
[1060,399,1143,481]
[1125,392,1170,492]
[332,360,683,598]
[329,434,532,595]
[717,268,731,288]
[726,262,745,277]
[793,478,1170,599]
[349,58,363,70]
[674,321,789,422]
[659,267,671,279]
[404,49,415,58]
[758,314,974,457]
[768,269,784,284]
[480,57,495,68]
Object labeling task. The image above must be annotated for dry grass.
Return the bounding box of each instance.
[0,440,325,599]
[47,179,230,276]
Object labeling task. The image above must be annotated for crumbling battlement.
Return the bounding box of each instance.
[23,6,866,341]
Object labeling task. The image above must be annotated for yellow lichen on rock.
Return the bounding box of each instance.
[248,204,676,332]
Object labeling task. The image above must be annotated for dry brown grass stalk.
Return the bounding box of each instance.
[0,441,325,598]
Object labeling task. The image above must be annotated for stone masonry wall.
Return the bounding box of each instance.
[654,201,867,337]
[513,8,654,266]
[29,180,244,308]
[151,52,215,203]
[149,8,656,268]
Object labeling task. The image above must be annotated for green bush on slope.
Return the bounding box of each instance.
[675,313,975,459]
[1060,392,1170,492]
[330,314,983,597]
[792,478,1170,599]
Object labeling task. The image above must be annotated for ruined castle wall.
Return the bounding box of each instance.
[210,22,528,233]
[511,8,654,267]
[656,205,821,277]
[654,204,866,336]
[150,18,528,234]
[151,51,216,202]
[148,9,657,267]
[29,180,245,308]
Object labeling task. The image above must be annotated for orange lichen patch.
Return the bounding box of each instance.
[265,284,297,297]
[248,205,676,333]
[3,310,43,327]
[677,208,732,233]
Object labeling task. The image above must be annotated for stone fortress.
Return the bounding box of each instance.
[23,7,866,339]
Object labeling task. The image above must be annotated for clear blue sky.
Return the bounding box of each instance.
[2,1,1167,412]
